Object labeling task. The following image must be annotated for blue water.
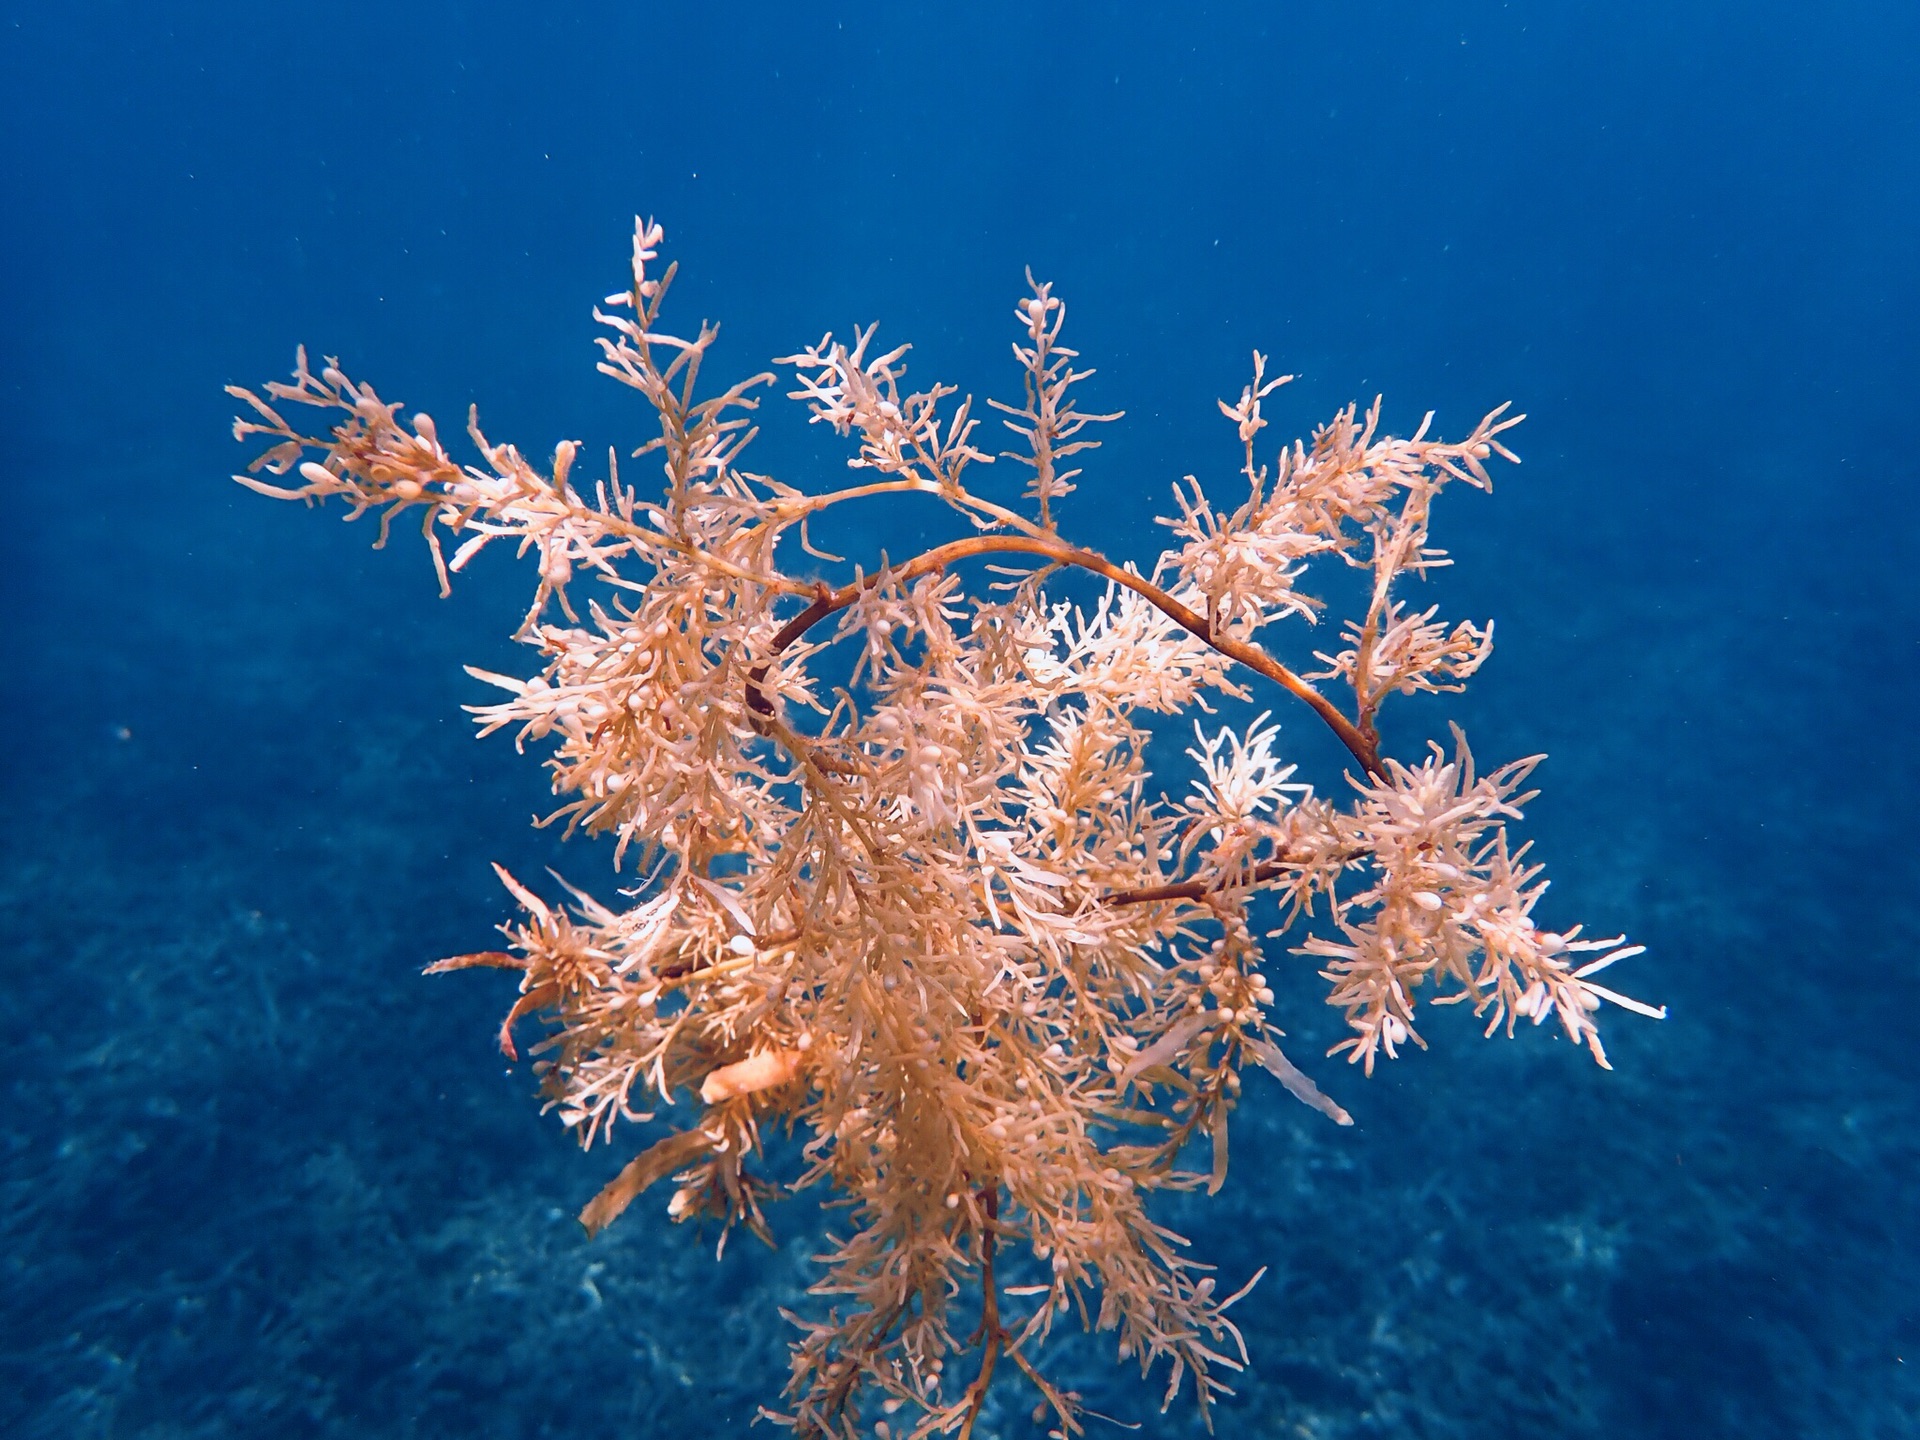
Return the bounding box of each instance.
[4,3,1915,1435]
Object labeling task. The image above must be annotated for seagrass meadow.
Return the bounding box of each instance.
[4,4,1916,1438]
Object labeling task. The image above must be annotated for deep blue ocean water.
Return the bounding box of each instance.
[4,3,1916,1436]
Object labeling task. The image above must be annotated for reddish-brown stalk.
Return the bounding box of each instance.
[745,532,1383,777]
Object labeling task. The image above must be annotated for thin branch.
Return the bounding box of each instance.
[756,474,1049,542]
[744,533,1382,776]
[1104,860,1303,909]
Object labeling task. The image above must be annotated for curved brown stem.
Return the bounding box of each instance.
[744,533,1382,776]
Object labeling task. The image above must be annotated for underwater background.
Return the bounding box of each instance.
[4,2,1916,1436]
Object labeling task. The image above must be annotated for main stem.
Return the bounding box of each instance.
[744,532,1383,778]
[957,1185,1003,1440]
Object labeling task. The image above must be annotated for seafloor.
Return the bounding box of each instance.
[8,411,1915,1439]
